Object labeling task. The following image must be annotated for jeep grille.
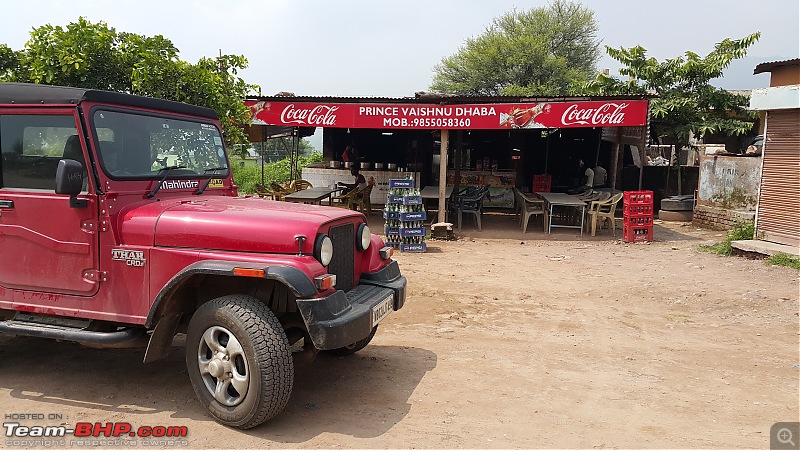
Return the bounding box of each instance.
[328,223,354,291]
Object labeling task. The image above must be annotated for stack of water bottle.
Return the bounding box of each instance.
[383,178,427,252]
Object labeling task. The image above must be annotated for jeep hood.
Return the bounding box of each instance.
[119,196,362,254]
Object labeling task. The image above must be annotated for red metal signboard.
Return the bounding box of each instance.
[246,99,648,130]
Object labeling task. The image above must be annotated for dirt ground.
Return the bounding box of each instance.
[0,218,798,449]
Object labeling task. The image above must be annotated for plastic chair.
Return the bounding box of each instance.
[332,189,359,209]
[257,181,290,201]
[334,183,373,214]
[586,192,623,236]
[289,179,313,192]
[449,185,489,231]
[352,184,373,216]
[514,187,545,233]
[253,183,271,198]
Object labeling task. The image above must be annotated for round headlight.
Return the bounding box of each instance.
[356,223,371,252]
[314,235,333,266]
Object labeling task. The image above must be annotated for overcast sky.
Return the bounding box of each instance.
[1,0,798,97]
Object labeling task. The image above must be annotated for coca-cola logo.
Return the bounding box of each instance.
[561,102,629,126]
[280,104,339,126]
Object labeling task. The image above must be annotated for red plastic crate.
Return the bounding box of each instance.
[532,174,551,193]
[624,190,654,205]
[624,216,653,227]
[623,203,654,217]
[623,225,653,243]
[533,183,551,192]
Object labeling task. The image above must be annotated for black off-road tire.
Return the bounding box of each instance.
[186,294,293,429]
[323,326,378,356]
[661,196,694,211]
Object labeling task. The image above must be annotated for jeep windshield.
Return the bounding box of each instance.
[91,109,229,180]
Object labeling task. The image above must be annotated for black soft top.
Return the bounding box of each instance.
[0,82,218,120]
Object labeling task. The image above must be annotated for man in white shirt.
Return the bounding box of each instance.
[338,166,367,194]
[593,165,607,187]
[584,166,595,187]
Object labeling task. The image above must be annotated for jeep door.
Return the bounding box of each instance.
[0,109,100,296]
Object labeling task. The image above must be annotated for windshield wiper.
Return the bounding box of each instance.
[146,165,187,199]
[195,167,227,195]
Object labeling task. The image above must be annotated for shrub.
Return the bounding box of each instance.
[766,253,800,270]
[230,152,322,194]
[230,164,262,195]
[700,220,754,256]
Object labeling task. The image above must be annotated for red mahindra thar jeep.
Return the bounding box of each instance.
[0,83,406,429]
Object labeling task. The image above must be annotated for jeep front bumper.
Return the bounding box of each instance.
[295,260,406,350]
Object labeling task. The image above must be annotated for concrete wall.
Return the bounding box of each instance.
[697,154,761,210]
[693,205,755,230]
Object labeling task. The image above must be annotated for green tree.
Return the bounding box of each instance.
[583,32,761,149]
[0,44,21,78]
[1,18,256,147]
[430,0,600,96]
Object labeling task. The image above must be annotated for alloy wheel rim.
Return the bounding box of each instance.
[197,326,249,406]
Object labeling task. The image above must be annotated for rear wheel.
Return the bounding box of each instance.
[323,326,378,356]
[186,295,293,429]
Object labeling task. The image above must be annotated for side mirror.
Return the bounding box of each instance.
[55,159,87,208]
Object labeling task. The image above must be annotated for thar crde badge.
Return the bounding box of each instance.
[112,248,146,267]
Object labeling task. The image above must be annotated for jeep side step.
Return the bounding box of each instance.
[0,320,148,348]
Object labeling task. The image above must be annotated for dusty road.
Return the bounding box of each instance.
[1,222,798,448]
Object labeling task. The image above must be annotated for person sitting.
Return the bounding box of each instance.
[584,165,595,188]
[567,159,593,195]
[593,165,607,188]
[337,165,366,194]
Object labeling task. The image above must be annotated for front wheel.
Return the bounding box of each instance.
[323,326,378,356]
[186,295,293,429]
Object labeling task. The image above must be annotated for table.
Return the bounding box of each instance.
[420,185,454,199]
[420,186,455,223]
[283,187,341,205]
[536,192,586,236]
[302,168,420,206]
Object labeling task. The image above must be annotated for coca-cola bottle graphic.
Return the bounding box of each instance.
[247,101,268,122]
[500,103,551,128]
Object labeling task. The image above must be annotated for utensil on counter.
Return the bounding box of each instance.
[343,162,354,168]
[328,160,342,169]
[386,163,398,170]
[360,162,372,170]
[374,163,385,170]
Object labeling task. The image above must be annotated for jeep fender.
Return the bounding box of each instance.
[142,260,318,362]
[145,260,318,328]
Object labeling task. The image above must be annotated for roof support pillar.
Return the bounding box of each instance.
[438,129,449,223]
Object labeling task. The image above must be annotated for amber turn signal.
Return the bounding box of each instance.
[379,246,393,259]
[232,267,265,278]
[314,274,337,290]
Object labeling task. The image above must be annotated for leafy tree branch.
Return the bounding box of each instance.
[1,17,258,147]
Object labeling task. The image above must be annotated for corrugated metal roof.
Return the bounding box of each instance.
[753,58,800,75]
[245,93,654,104]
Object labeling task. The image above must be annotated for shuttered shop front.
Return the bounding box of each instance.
[756,110,800,246]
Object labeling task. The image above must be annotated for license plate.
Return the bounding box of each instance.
[371,294,394,326]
